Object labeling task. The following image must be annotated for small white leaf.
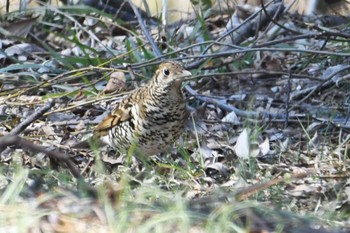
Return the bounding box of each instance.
[259,136,270,156]
[280,138,290,152]
[308,131,320,148]
[221,111,240,124]
[234,128,250,159]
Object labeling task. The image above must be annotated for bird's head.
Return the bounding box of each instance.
[152,61,191,91]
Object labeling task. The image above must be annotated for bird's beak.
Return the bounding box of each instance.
[179,69,192,78]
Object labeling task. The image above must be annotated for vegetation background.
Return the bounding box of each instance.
[0,0,350,232]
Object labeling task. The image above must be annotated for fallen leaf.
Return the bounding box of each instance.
[5,43,45,56]
[221,111,240,124]
[3,16,39,37]
[259,136,270,156]
[234,128,250,159]
[103,72,126,93]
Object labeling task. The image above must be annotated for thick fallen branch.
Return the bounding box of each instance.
[0,135,97,197]
[221,2,285,50]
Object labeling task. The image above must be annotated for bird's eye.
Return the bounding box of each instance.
[163,68,170,76]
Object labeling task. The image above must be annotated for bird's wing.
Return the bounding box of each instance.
[94,108,131,136]
[94,88,143,136]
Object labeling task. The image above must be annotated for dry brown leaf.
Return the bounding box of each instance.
[103,72,126,94]
[2,16,39,37]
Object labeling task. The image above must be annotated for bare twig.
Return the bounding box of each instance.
[9,99,55,135]
[235,169,313,201]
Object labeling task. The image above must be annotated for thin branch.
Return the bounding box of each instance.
[9,99,55,135]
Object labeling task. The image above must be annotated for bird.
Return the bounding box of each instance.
[76,61,192,156]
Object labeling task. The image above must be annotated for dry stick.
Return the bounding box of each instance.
[289,65,350,111]
[128,0,162,58]
[9,99,55,135]
[189,170,314,204]
[5,99,97,196]
[219,2,284,52]
[126,40,244,70]
[201,1,282,56]
[186,82,348,124]
[186,71,313,80]
[185,85,287,119]
[256,1,287,42]
[255,32,322,48]
[182,47,350,66]
[186,85,346,122]
[0,135,97,197]
[234,169,313,201]
[46,92,130,115]
[5,136,79,176]
[259,0,299,37]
